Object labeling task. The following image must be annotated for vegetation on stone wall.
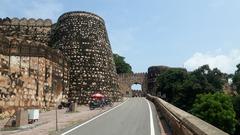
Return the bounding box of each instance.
[113,53,132,74]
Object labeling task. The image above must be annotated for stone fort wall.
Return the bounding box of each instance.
[117,73,147,96]
[0,18,69,118]
[51,11,119,104]
[0,11,120,118]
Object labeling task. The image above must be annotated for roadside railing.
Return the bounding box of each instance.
[146,94,229,135]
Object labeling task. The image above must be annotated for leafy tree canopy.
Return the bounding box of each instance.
[156,65,225,110]
[156,68,188,103]
[232,95,240,135]
[232,64,240,93]
[113,53,132,74]
[191,92,237,134]
[191,65,224,92]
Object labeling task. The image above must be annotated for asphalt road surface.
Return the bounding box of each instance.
[61,98,161,135]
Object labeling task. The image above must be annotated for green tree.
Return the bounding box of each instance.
[233,64,240,93]
[156,68,188,103]
[232,95,240,135]
[176,75,202,110]
[179,65,224,110]
[113,53,132,74]
[155,65,225,111]
[191,92,237,134]
[190,65,224,93]
[207,68,225,90]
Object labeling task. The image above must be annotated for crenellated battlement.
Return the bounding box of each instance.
[0,17,52,27]
[117,72,147,78]
[0,17,52,44]
[58,11,104,24]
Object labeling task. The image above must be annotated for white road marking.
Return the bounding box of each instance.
[61,99,129,135]
[145,99,156,135]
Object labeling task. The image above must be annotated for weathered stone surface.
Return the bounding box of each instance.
[117,73,147,97]
[147,66,170,95]
[0,17,69,117]
[51,11,118,103]
[0,11,119,117]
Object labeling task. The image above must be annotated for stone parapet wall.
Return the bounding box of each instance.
[58,11,104,24]
[146,94,228,135]
[0,18,52,26]
[0,17,52,44]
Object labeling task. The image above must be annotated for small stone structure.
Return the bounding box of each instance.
[15,108,28,127]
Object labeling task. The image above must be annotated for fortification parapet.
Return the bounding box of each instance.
[58,11,105,24]
[0,17,52,27]
[0,16,69,119]
[0,17,52,44]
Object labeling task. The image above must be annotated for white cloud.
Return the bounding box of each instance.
[184,49,240,73]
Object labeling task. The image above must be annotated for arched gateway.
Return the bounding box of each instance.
[117,73,147,97]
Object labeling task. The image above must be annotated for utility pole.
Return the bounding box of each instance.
[56,104,58,131]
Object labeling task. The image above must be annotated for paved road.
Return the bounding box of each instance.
[62,98,161,135]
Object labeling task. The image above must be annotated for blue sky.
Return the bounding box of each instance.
[1,0,240,73]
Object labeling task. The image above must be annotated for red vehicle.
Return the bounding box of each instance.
[89,93,113,110]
